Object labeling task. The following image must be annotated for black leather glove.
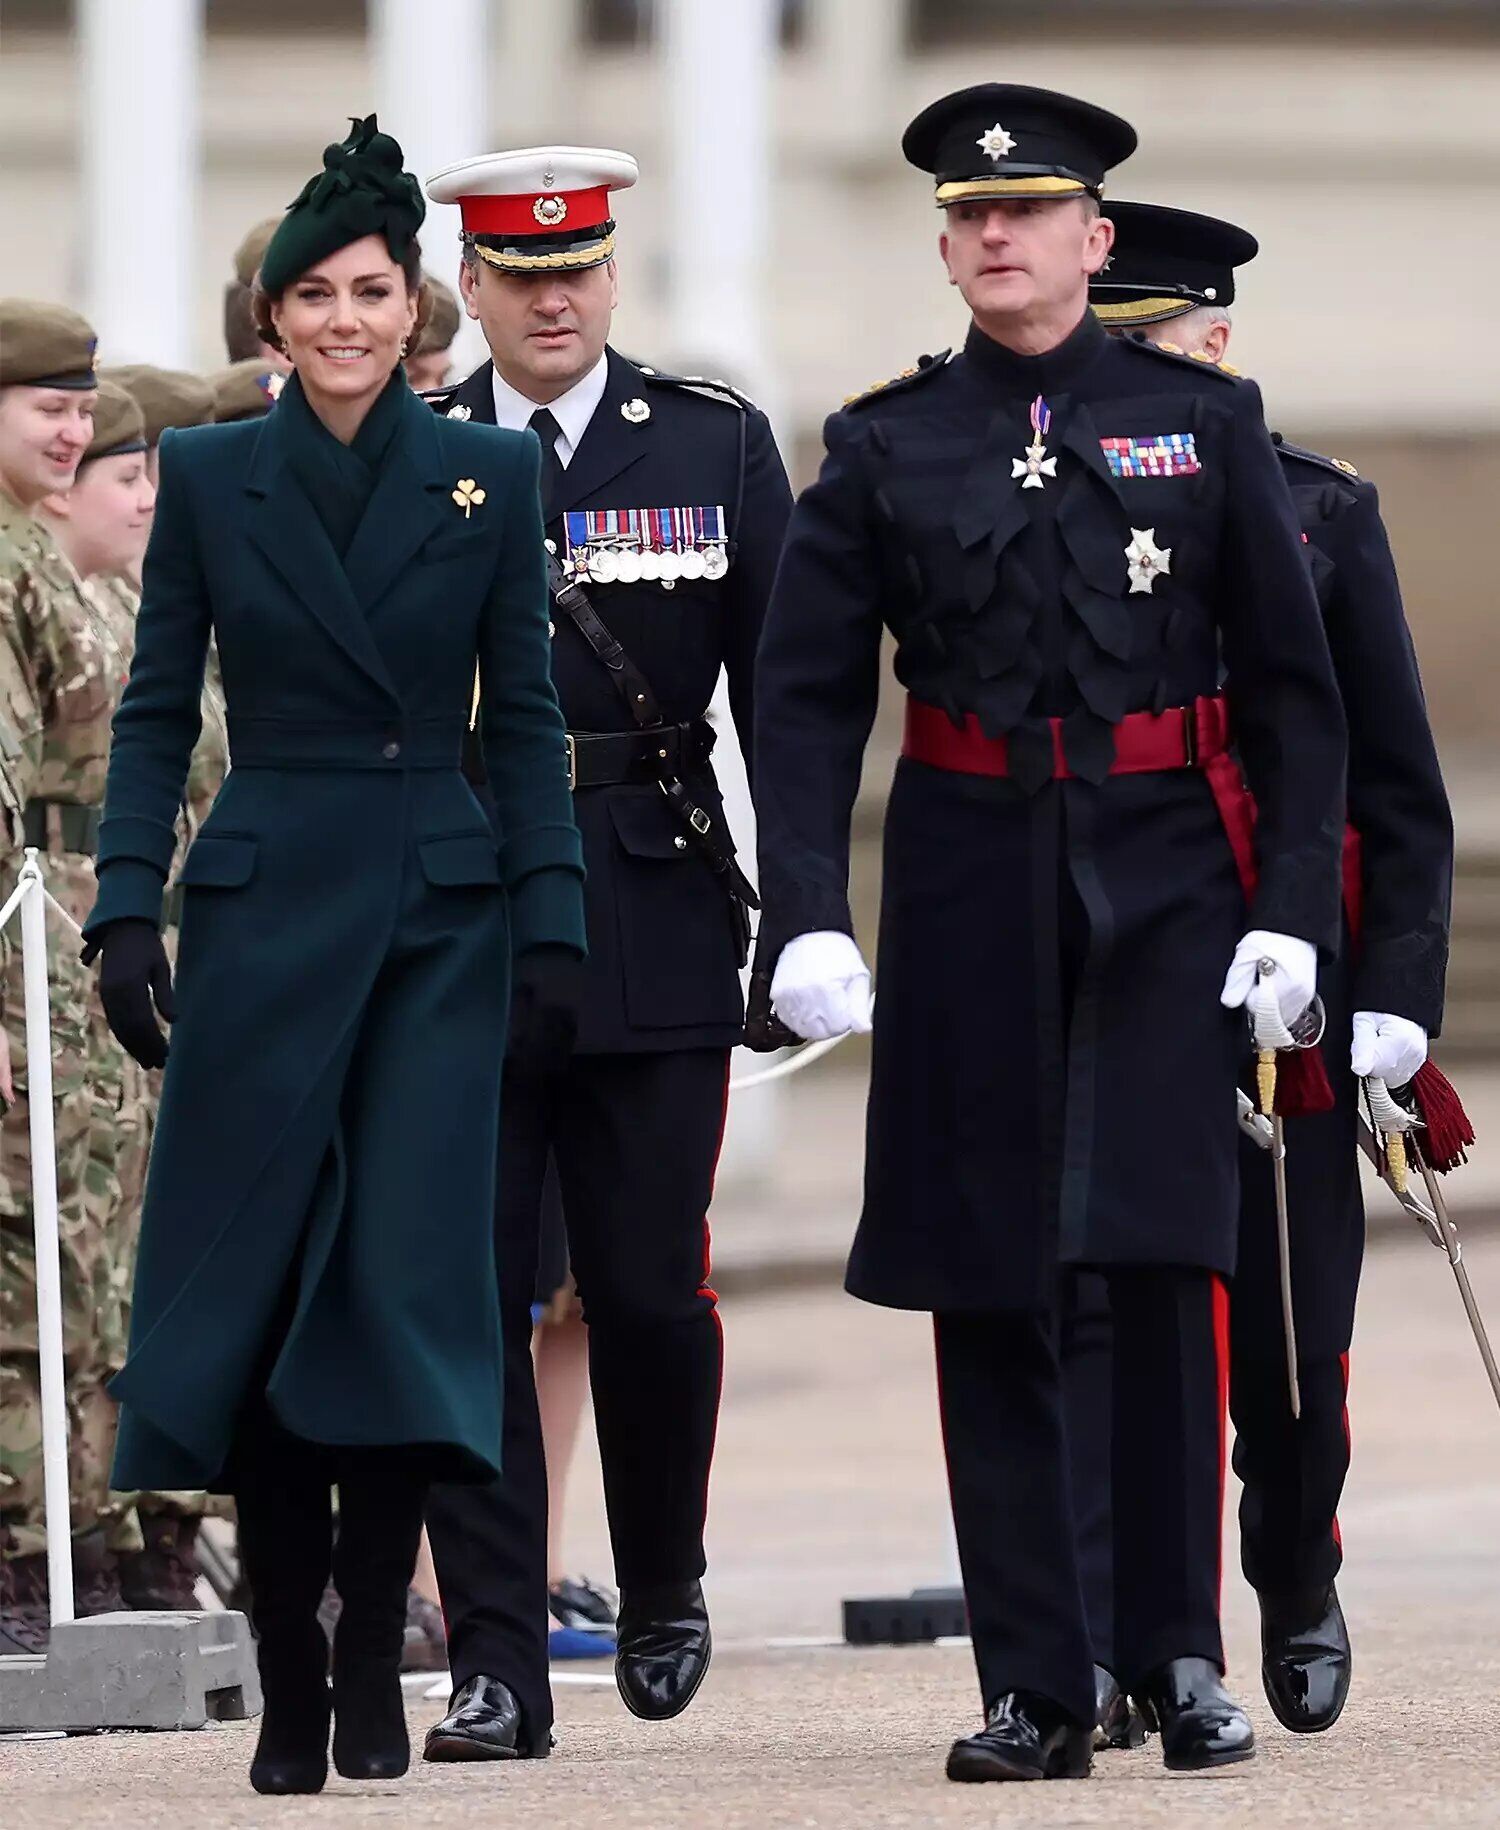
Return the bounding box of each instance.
[506,944,582,1080]
[81,918,176,1070]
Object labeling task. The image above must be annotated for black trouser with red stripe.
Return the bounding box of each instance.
[936,1267,1227,1726]
[426,1047,729,1746]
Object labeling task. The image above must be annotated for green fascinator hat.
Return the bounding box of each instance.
[259,114,426,296]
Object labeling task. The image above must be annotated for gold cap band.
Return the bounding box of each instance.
[936,175,1095,205]
[472,232,615,275]
[1091,296,1198,326]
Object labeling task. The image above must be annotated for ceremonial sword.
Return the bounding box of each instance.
[1356,1089,1500,1416]
[1247,961,1314,1422]
[1239,1084,1500,1417]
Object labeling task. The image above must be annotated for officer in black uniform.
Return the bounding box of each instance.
[752,86,1349,1782]
[419,146,793,1759]
[1081,201,1453,1736]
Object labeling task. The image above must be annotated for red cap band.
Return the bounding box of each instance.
[459,187,611,237]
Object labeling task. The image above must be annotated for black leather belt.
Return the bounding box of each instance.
[22,799,100,856]
[565,721,709,791]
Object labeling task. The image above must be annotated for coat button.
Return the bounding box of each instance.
[382,741,401,760]
[673,835,688,851]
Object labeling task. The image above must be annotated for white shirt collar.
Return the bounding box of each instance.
[489,352,610,467]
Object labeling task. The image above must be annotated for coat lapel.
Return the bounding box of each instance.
[342,389,448,616]
[550,349,652,520]
[243,409,396,698]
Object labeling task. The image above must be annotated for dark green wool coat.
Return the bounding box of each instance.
[84,376,585,1489]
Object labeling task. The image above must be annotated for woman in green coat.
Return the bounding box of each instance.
[82,118,585,1795]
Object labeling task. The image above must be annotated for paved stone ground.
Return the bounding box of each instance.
[7,1227,1500,1827]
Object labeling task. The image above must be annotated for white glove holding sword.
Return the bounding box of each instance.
[1219,930,1318,1042]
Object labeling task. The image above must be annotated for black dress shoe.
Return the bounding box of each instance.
[1259,1581,1351,1733]
[947,1691,1093,1783]
[422,1676,548,1761]
[1138,1657,1256,1771]
[1093,1664,1150,1751]
[615,1580,711,1720]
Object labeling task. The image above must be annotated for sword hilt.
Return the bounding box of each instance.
[1387,1130,1409,1194]
[1256,1048,1277,1118]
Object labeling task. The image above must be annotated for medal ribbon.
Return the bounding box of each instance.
[1029,395,1051,441]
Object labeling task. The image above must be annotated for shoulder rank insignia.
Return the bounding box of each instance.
[1273,437,1360,481]
[843,350,953,410]
[636,366,756,412]
[1122,332,1239,384]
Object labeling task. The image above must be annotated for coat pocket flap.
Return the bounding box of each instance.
[178,833,258,889]
[418,832,502,887]
[608,793,691,862]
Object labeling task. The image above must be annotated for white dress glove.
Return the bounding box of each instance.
[1220,929,1318,1040]
[1350,1011,1428,1089]
[771,930,873,1042]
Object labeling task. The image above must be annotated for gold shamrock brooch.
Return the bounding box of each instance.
[452,477,486,519]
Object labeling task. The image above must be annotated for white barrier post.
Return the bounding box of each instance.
[15,850,74,1626]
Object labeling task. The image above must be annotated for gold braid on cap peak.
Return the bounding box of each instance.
[1091,296,1196,325]
[472,233,616,274]
[936,175,1096,205]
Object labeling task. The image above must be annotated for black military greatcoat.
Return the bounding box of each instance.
[1234,439,1453,1361]
[754,311,1348,1313]
[430,348,793,1052]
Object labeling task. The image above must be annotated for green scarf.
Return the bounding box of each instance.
[278,367,408,561]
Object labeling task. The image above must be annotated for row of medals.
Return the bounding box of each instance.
[562,542,729,588]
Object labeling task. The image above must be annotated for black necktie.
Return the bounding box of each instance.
[526,407,565,519]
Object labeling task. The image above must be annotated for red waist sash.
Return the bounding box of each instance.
[902,692,1358,1116]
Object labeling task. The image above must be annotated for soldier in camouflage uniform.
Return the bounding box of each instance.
[0,302,119,1649]
[73,367,229,1608]
[0,327,231,1650]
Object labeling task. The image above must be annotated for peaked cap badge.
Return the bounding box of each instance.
[533,195,568,226]
[1124,527,1172,594]
[452,477,486,519]
[977,123,1017,162]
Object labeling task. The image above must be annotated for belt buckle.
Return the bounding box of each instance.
[1182,704,1199,768]
[689,807,711,835]
[565,734,577,792]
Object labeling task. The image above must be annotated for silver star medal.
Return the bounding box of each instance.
[1012,394,1057,491]
[976,123,1017,162]
[1125,527,1172,594]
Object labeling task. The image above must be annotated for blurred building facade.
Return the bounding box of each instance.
[3,0,1496,1042]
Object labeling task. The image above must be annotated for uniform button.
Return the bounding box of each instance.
[673,836,688,851]
[382,741,401,760]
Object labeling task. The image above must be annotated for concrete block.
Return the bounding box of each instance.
[0,1610,260,1733]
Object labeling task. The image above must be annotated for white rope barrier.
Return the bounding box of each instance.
[3,849,74,1626]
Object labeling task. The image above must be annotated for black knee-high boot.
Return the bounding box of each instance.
[330,1466,427,1781]
[235,1423,335,1796]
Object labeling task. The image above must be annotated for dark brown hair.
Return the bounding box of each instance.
[250,238,431,353]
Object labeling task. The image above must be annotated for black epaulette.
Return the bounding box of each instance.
[634,366,756,412]
[419,384,463,415]
[1272,435,1360,481]
[842,350,953,411]
[1121,331,1240,384]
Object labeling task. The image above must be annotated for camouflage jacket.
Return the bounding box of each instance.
[82,575,230,872]
[0,492,115,934]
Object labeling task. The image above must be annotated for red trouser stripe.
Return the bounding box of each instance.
[695,1055,733,1541]
[1331,1350,1352,1554]
[1212,1275,1232,1617]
